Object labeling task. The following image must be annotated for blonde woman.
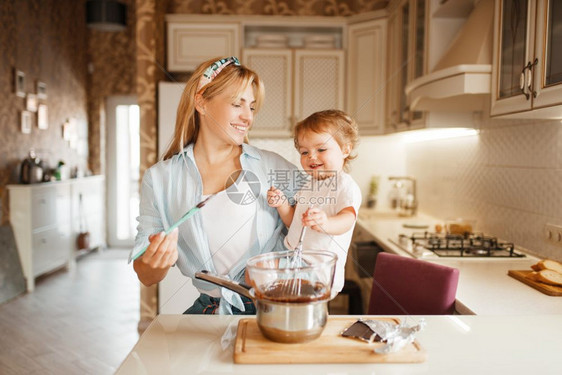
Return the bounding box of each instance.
[132,57,298,314]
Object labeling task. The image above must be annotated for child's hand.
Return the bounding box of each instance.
[267,186,286,207]
[302,207,328,233]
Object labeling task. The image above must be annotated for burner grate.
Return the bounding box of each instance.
[400,232,525,258]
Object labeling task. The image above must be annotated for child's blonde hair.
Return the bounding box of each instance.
[293,110,359,171]
[163,57,264,160]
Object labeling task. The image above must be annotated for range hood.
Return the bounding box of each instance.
[405,0,494,112]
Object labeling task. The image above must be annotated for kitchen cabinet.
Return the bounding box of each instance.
[243,48,345,138]
[491,0,562,118]
[8,176,106,292]
[165,13,394,138]
[344,223,384,313]
[386,0,427,133]
[346,18,387,135]
[242,49,293,137]
[167,21,240,72]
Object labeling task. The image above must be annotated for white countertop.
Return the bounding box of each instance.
[116,314,562,375]
[356,210,562,315]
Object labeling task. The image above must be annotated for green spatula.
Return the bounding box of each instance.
[128,194,216,264]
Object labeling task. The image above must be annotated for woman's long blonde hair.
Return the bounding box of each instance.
[163,57,265,160]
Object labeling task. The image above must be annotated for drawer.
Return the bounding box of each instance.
[32,185,71,229]
[32,225,72,276]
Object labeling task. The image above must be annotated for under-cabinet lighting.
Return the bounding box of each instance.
[402,128,479,143]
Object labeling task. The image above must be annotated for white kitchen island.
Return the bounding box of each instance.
[116,314,562,375]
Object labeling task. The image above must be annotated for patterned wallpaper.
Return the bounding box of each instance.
[0,0,89,224]
[88,0,137,175]
[167,0,388,15]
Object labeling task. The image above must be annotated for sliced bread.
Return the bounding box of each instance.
[527,269,562,287]
[530,259,562,274]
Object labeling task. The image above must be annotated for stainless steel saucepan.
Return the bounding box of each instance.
[195,250,337,344]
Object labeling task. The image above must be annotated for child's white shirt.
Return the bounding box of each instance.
[284,171,362,297]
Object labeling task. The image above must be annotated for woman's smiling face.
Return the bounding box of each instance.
[199,84,256,145]
[297,129,350,180]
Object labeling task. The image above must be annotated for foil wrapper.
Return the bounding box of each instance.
[341,319,426,353]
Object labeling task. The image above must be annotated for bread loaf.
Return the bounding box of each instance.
[527,269,562,287]
[530,259,562,274]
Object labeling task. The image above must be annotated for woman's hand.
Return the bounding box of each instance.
[143,228,179,268]
[133,228,179,286]
[302,207,328,233]
[267,186,287,208]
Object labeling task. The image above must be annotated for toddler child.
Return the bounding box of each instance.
[267,109,362,297]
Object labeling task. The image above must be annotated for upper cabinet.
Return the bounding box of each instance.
[386,0,427,133]
[165,13,388,138]
[347,18,387,135]
[243,48,345,138]
[242,49,293,137]
[242,19,346,138]
[293,49,346,127]
[167,18,240,72]
[491,0,562,118]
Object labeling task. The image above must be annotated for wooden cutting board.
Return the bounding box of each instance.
[508,270,562,296]
[233,317,426,364]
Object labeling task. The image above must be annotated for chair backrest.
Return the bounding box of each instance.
[368,253,460,315]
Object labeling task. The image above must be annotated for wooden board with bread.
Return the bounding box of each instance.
[508,259,562,296]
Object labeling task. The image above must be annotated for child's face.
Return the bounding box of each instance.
[297,130,350,180]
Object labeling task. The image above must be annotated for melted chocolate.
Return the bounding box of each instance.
[256,279,330,303]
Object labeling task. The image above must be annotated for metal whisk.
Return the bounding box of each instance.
[285,225,307,297]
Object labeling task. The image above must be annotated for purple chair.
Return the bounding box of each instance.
[368,253,460,315]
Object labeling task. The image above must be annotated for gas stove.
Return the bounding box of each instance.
[392,231,526,259]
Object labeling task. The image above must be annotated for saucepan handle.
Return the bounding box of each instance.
[195,270,254,300]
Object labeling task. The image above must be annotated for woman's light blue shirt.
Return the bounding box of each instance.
[133,143,299,314]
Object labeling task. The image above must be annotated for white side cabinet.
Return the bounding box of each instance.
[8,176,106,292]
[167,22,240,72]
[243,48,345,138]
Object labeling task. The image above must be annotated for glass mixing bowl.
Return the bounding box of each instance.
[246,250,337,303]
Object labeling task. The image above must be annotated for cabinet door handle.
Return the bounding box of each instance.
[520,63,530,100]
[528,58,538,99]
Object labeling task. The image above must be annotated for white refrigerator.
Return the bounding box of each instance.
[157,81,199,314]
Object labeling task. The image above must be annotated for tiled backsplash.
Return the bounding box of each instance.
[252,118,562,261]
[407,119,562,260]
